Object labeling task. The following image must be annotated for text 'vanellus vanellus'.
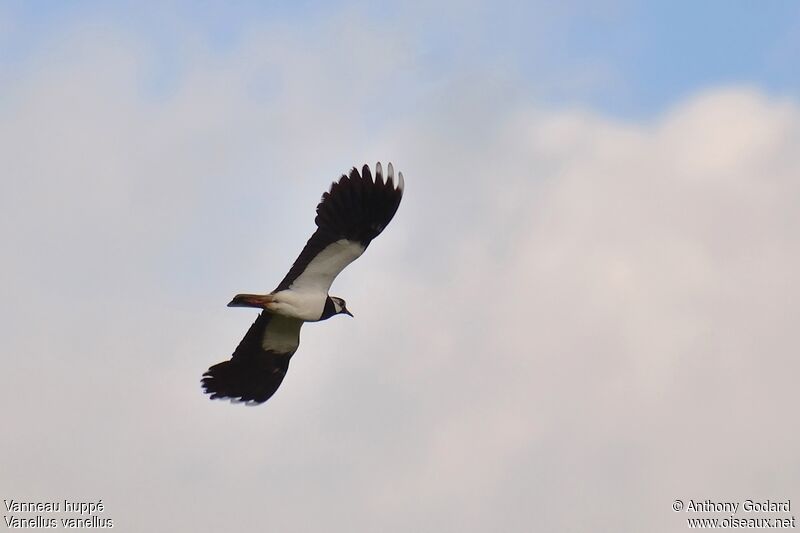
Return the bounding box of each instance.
[202,163,404,405]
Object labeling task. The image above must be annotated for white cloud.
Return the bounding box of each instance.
[334,87,800,531]
[1,16,799,533]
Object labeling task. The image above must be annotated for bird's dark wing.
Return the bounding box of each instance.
[274,162,404,293]
[202,312,303,404]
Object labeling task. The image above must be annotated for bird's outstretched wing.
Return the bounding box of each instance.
[202,312,303,404]
[274,162,404,293]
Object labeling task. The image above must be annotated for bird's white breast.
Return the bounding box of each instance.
[268,290,327,321]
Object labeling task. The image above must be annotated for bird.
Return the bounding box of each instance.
[202,162,404,405]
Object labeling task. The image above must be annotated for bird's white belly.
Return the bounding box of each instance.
[268,290,326,321]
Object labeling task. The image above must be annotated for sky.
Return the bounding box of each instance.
[2,1,799,532]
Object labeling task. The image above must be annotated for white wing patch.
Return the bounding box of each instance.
[288,239,365,293]
[262,315,303,353]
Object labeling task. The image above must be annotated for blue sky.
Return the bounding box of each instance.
[2,3,799,532]
[3,1,799,116]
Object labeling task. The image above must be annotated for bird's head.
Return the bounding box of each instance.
[331,297,353,318]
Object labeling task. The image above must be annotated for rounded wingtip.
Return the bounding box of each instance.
[379,162,403,191]
[361,163,372,181]
[366,162,403,191]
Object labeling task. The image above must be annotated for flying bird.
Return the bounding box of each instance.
[202,162,404,405]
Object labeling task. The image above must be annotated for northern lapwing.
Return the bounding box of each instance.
[202,163,404,405]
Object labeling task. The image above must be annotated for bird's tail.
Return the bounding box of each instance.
[227,293,274,308]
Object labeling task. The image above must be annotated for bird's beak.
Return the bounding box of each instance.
[344,309,354,317]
